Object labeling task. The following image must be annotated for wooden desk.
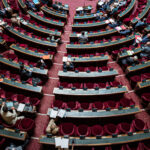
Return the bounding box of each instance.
[39,130,150,146]
[0,128,27,141]
[10,44,54,62]
[0,39,6,46]
[118,0,136,18]
[70,29,117,40]
[53,86,128,96]
[126,60,150,74]
[69,55,109,63]
[27,10,64,28]
[0,78,42,93]
[72,21,106,30]
[67,35,135,50]
[136,79,150,90]
[118,47,142,60]
[5,25,57,48]
[20,19,61,37]
[74,12,102,21]
[58,70,118,79]
[0,99,35,113]
[0,57,48,76]
[18,0,27,10]
[131,0,150,24]
[47,106,141,118]
[41,6,67,20]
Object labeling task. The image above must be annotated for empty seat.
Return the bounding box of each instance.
[117,122,131,134]
[76,124,91,136]
[131,119,145,131]
[93,101,104,110]
[29,97,40,106]
[91,125,103,136]
[104,124,118,135]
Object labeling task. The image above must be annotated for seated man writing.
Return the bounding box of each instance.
[0,102,24,125]
[121,55,139,66]
[78,31,88,44]
[46,119,59,135]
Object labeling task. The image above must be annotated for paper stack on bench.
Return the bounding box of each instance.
[49,108,66,118]
[55,137,69,148]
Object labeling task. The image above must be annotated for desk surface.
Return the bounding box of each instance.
[126,60,150,73]
[27,10,64,27]
[136,79,150,90]
[67,35,135,50]
[58,70,118,78]
[41,6,67,19]
[0,128,27,141]
[74,12,102,20]
[0,98,35,113]
[118,47,142,59]
[70,29,117,39]
[53,86,128,96]
[48,106,141,118]
[6,26,57,48]
[0,78,42,93]
[2,0,9,8]
[118,0,136,18]
[0,57,48,76]
[39,130,150,146]
[131,0,150,24]
[20,19,61,36]
[69,55,109,63]
[0,39,6,45]
[10,44,53,61]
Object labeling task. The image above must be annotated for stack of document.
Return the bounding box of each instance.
[127,50,134,56]
[17,103,25,112]
[55,137,69,148]
[49,109,66,118]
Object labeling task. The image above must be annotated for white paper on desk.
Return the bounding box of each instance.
[77,33,81,37]
[76,7,83,11]
[127,50,134,56]
[61,138,69,148]
[63,57,68,62]
[55,137,61,147]
[67,57,71,62]
[17,103,25,112]
[22,21,28,25]
[109,19,115,23]
[105,20,110,24]
[115,26,122,31]
[98,1,104,5]
[57,109,66,118]
[50,109,58,118]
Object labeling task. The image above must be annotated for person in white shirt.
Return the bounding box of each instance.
[0,102,24,125]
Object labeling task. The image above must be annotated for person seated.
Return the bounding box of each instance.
[121,55,139,66]
[47,35,62,44]
[63,61,74,71]
[25,1,37,11]
[36,58,46,69]
[10,13,20,26]
[108,20,121,28]
[78,31,88,44]
[141,33,150,43]
[134,18,147,29]
[140,42,150,58]
[19,64,32,82]
[46,119,59,135]
[118,0,127,7]
[119,25,133,35]
[0,102,24,125]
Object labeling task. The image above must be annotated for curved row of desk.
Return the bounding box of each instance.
[0,77,42,93]
[135,79,150,90]
[131,0,150,24]
[10,44,53,62]
[47,106,141,118]
[27,10,64,29]
[53,86,128,96]
[0,56,48,76]
[58,70,118,79]
[67,34,135,50]
[39,130,150,146]
[5,25,57,49]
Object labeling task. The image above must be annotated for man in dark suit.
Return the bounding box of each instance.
[140,42,150,58]
[121,55,139,66]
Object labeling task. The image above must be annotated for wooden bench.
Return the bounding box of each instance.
[135,79,150,90]
[58,70,118,79]
[0,56,48,76]
[53,86,128,96]
[39,130,150,146]
[0,78,42,93]
[47,106,141,118]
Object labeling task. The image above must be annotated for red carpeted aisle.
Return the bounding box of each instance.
[25,0,150,149]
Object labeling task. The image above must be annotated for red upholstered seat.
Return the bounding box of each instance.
[0,137,5,147]
[105,146,112,150]
[104,100,118,109]
[0,89,5,98]
[29,97,40,106]
[59,82,69,88]
[75,67,85,71]
[121,144,133,150]
[66,101,79,110]
[71,83,83,89]
[110,81,120,87]
[141,73,150,79]
[130,75,141,87]
[117,122,130,134]
[5,92,13,100]
[93,101,104,110]
[131,119,145,131]
[120,98,135,107]
[104,124,118,135]
[52,100,64,109]
[76,124,91,136]
[91,125,103,136]
[59,123,76,136]
[18,118,35,132]
[141,93,150,102]
[98,82,106,88]
[80,102,92,110]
